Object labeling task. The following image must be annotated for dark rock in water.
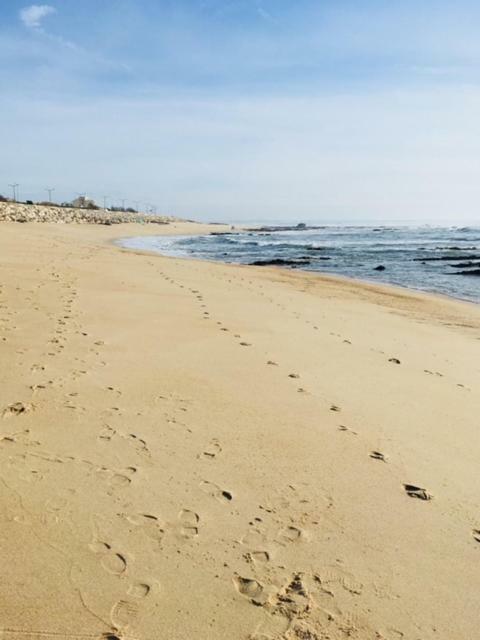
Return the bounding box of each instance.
[306,246,328,251]
[448,261,480,268]
[374,265,386,271]
[451,269,480,276]
[249,258,311,267]
[414,254,479,262]
[435,246,477,250]
[247,224,325,232]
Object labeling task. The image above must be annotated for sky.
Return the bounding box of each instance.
[1,1,480,223]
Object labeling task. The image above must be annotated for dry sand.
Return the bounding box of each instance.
[0,220,479,640]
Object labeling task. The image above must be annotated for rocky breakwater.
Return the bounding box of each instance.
[0,202,177,225]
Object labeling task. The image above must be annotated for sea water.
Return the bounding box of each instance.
[120,225,480,303]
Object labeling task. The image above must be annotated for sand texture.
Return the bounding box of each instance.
[0,221,479,640]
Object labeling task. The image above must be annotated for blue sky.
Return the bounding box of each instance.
[1,1,480,222]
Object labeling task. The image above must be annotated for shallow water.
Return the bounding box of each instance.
[120,225,480,303]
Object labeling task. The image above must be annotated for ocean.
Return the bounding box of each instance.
[120,225,480,303]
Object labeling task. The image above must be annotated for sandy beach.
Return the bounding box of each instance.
[1,220,479,640]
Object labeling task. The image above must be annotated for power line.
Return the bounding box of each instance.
[8,183,19,202]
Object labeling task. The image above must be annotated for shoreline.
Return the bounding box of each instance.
[1,220,479,639]
[115,229,480,313]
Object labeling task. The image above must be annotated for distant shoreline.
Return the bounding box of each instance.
[118,230,480,307]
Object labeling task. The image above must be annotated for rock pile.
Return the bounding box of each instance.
[0,202,177,225]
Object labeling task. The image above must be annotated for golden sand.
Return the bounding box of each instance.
[0,221,479,639]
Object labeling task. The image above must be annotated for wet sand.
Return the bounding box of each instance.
[1,220,479,640]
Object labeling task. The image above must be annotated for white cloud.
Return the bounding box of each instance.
[256,5,274,22]
[20,5,56,30]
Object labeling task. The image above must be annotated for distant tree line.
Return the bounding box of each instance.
[109,206,138,213]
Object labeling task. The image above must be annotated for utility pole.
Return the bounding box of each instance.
[103,195,109,210]
[45,187,55,202]
[121,199,126,211]
[8,183,19,202]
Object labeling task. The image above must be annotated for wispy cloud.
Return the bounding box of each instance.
[256,4,274,22]
[20,4,56,30]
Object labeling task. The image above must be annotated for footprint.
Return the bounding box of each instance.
[127,513,165,542]
[178,509,200,538]
[403,484,432,501]
[248,551,270,564]
[389,358,401,364]
[110,599,139,631]
[89,540,112,554]
[278,525,303,543]
[330,405,341,412]
[233,576,264,601]
[202,439,222,459]
[370,451,387,462]
[268,574,310,618]
[338,425,357,435]
[241,527,267,547]
[239,342,252,347]
[472,529,480,543]
[128,582,151,598]
[199,480,233,503]
[104,470,133,488]
[101,552,127,575]
[128,433,149,454]
[288,373,300,379]
[98,426,116,441]
[314,566,363,596]
[3,402,32,418]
